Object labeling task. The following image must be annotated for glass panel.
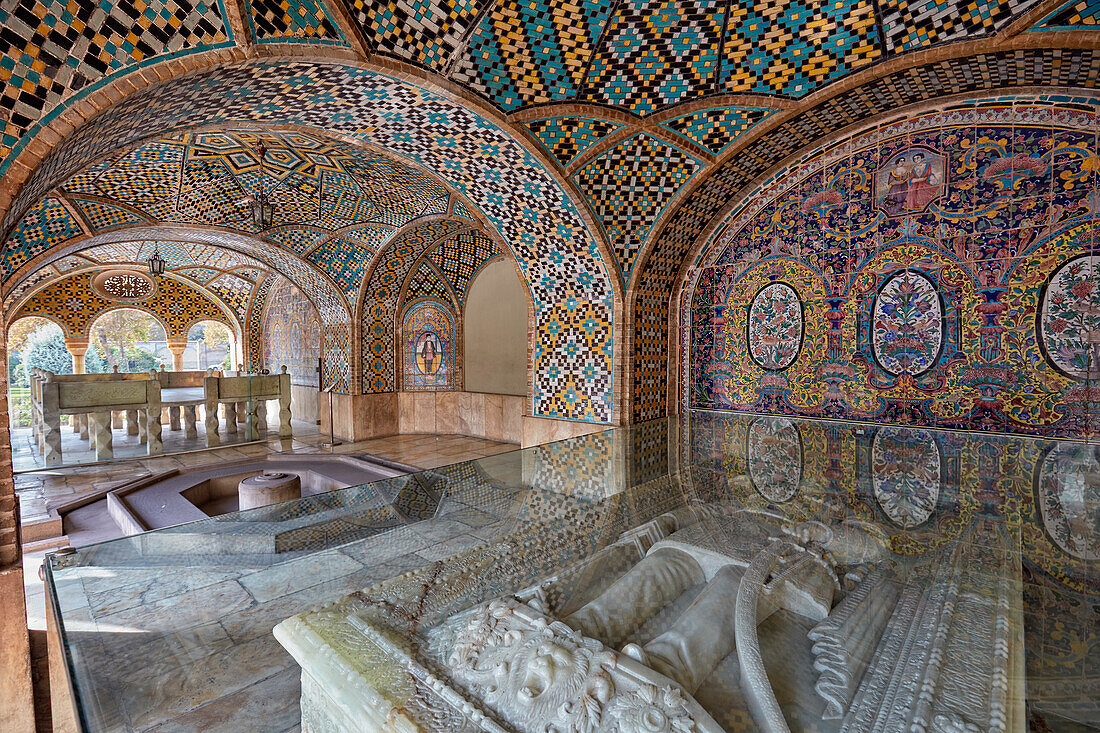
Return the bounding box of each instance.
[44,413,1099,732]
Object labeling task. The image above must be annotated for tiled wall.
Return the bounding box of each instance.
[689,103,1099,439]
[262,277,320,388]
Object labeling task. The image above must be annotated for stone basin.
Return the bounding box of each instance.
[105,454,409,535]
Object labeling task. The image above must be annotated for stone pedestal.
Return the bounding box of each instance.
[238,472,301,511]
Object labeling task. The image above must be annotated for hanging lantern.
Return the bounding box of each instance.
[147,242,166,275]
[251,143,274,230]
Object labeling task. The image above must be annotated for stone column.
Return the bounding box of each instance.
[40,380,62,467]
[125,409,139,436]
[63,337,89,375]
[169,406,181,432]
[204,373,221,448]
[278,367,292,438]
[146,372,162,456]
[64,339,91,440]
[166,337,188,371]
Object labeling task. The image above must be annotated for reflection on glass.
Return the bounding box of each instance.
[871,427,941,529]
[1036,443,1100,560]
[747,417,803,502]
[42,412,1099,732]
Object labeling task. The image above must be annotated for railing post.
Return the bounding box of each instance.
[204,369,220,447]
[146,371,162,455]
[278,366,292,438]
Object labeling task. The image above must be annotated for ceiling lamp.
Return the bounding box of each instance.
[147,242,166,276]
[250,143,274,230]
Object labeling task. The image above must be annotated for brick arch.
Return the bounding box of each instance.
[7,226,355,391]
[676,96,1099,437]
[359,218,471,393]
[0,60,621,422]
[628,50,1100,422]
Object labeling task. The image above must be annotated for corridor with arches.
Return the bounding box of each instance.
[0,0,1096,730]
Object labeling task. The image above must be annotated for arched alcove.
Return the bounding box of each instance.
[464,259,528,397]
[261,277,322,424]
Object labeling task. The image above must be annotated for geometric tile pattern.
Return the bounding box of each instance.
[57,129,451,238]
[51,255,88,273]
[176,267,223,285]
[350,0,484,71]
[322,322,351,392]
[881,0,1040,50]
[71,199,146,231]
[1,197,82,278]
[0,0,230,164]
[5,62,619,420]
[584,0,723,114]
[661,107,775,156]
[206,273,255,325]
[523,117,622,168]
[426,230,500,303]
[263,227,327,254]
[534,294,613,422]
[340,225,394,250]
[452,0,616,110]
[362,219,467,393]
[14,270,229,337]
[406,260,456,305]
[575,134,700,279]
[452,199,474,220]
[1033,0,1100,27]
[307,236,372,299]
[232,267,264,282]
[721,0,881,95]
[248,0,344,44]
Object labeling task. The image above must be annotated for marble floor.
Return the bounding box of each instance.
[18,429,519,634]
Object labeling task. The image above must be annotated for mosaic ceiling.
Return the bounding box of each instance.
[5,239,272,329]
[2,128,454,284]
[0,0,1093,423]
[1,0,1084,171]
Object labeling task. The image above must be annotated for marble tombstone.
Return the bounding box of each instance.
[274,490,1023,732]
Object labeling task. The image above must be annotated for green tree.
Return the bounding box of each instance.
[89,309,165,373]
[8,353,25,388]
[85,345,107,374]
[24,330,73,376]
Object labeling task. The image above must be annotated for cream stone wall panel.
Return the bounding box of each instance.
[464,259,528,397]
